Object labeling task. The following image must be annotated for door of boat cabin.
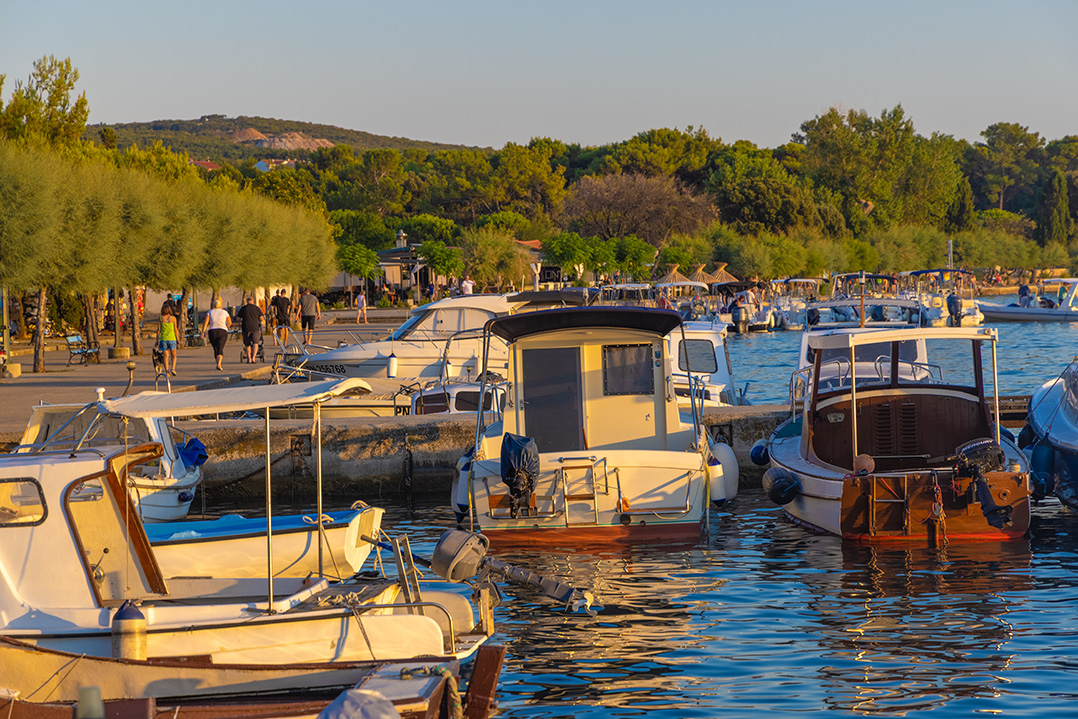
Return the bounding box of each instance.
[521,347,583,451]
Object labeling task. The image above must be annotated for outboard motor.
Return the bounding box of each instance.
[952,438,1012,529]
[870,304,885,322]
[946,293,962,321]
[806,307,820,326]
[500,433,539,518]
[731,305,749,334]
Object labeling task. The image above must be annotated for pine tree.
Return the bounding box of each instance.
[943,176,975,234]
[1036,170,1070,247]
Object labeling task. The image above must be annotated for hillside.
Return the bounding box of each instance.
[84,114,482,162]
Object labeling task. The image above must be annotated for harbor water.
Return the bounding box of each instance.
[381,308,1078,717]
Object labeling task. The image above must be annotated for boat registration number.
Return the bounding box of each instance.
[311,364,348,376]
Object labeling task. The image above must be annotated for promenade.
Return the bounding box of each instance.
[0,309,404,442]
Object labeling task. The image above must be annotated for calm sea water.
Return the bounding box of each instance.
[382,494,1078,718]
[376,305,1078,717]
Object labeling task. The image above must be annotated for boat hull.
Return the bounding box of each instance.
[977,303,1078,322]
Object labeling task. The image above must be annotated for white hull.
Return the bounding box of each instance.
[978,302,1078,322]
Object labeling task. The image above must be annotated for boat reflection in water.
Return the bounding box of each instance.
[795,537,1032,715]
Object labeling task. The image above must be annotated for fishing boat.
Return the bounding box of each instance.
[1022,357,1078,510]
[283,290,594,382]
[978,278,1078,321]
[451,306,739,543]
[900,269,983,327]
[14,395,209,522]
[761,326,1031,543]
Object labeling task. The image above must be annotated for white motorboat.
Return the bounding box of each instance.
[14,396,207,522]
[1021,357,1078,509]
[772,278,823,330]
[451,306,739,543]
[283,290,594,382]
[669,317,750,407]
[760,326,1031,543]
[978,278,1078,321]
[805,297,927,329]
[146,505,384,580]
[900,269,983,327]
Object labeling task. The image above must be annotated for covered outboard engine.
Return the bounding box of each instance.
[952,438,1012,529]
[500,433,539,518]
[806,307,820,326]
[870,304,886,322]
[946,293,962,320]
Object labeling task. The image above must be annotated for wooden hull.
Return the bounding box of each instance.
[775,464,1030,543]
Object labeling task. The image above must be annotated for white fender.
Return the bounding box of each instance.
[708,438,740,501]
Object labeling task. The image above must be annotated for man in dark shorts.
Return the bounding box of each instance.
[298,288,321,345]
[270,289,291,344]
[236,296,264,363]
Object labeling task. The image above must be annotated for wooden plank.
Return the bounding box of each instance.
[464,644,506,719]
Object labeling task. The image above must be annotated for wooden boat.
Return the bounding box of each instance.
[452,306,739,543]
[0,637,506,717]
[978,278,1078,321]
[763,326,1031,543]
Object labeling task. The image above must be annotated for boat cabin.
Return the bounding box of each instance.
[801,327,1003,474]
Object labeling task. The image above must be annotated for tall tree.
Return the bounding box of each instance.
[964,122,1044,212]
[0,55,89,147]
[943,176,975,234]
[1036,169,1070,247]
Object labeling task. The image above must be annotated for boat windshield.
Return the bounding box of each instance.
[388,307,497,341]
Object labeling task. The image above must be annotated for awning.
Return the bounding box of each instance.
[806,327,997,351]
[98,378,372,418]
[488,306,683,343]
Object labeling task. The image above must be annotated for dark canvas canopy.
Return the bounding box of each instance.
[488,307,682,343]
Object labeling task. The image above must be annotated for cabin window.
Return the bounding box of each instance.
[0,479,46,527]
[602,344,654,396]
[455,391,497,412]
[678,339,718,374]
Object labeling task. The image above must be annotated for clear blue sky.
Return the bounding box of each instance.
[2,0,1075,149]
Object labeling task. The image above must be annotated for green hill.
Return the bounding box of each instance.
[84,114,482,162]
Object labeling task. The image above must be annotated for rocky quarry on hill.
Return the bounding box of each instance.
[230,128,334,151]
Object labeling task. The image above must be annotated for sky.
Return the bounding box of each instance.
[2,0,1076,150]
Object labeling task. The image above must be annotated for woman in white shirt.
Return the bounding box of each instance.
[200,297,232,370]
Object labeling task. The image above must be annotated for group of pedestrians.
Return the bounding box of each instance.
[151,289,324,374]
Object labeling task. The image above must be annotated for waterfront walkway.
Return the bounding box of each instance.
[0,309,403,441]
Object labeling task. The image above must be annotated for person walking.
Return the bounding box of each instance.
[270,289,292,345]
[200,297,232,371]
[157,306,179,376]
[298,288,321,344]
[236,296,264,363]
[355,290,368,324]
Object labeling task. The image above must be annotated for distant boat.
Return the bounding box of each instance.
[978,278,1078,322]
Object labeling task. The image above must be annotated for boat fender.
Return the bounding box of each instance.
[386,352,399,379]
[1029,442,1056,499]
[1017,424,1035,449]
[111,599,147,660]
[709,441,739,502]
[749,439,770,466]
[762,467,801,505]
[431,529,490,582]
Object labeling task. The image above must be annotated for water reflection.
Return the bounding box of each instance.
[357,492,1076,717]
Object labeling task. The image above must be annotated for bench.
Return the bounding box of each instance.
[65,334,100,366]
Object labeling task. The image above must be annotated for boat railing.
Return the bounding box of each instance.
[873,357,944,384]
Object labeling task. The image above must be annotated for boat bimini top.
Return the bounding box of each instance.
[486,306,684,343]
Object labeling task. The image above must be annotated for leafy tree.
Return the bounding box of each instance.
[976,209,1035,241]
[1036,169,1070,247]
[396,213,458,244]
[707,147,819,235]
[417,240,464,296]
[423,149,497,222]
[562,173,716,247]
[0,55,89,147]
[98,127,117,149]
[337,243,383,293]
[491,142,568,218]
[541,232,591,277]
[964,122,1045,212]
[613,235,656,280]
[475,210,531,236]
[656,233,714,274]
[868,225,948,273]
[943,176,975,234]
[250,167,325,213]
[330,209,394,251]
[598,127,721,190]
[459,226,531,291]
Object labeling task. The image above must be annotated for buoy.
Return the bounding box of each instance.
[749,439,770,466]
[386,352,399,379]
[111,600,147,660]
[762,467,801,505]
